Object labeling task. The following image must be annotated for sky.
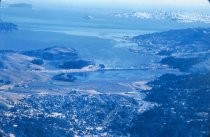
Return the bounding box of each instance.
[3,0,210,9]
[31,0,209,6]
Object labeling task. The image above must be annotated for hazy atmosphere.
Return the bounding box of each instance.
[2,0,210,8]
[0,0,210,137]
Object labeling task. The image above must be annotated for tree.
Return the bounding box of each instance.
[0,130,3,137]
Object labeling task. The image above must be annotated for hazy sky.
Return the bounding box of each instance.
[37,0,208,6]
[4,0,210,8]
